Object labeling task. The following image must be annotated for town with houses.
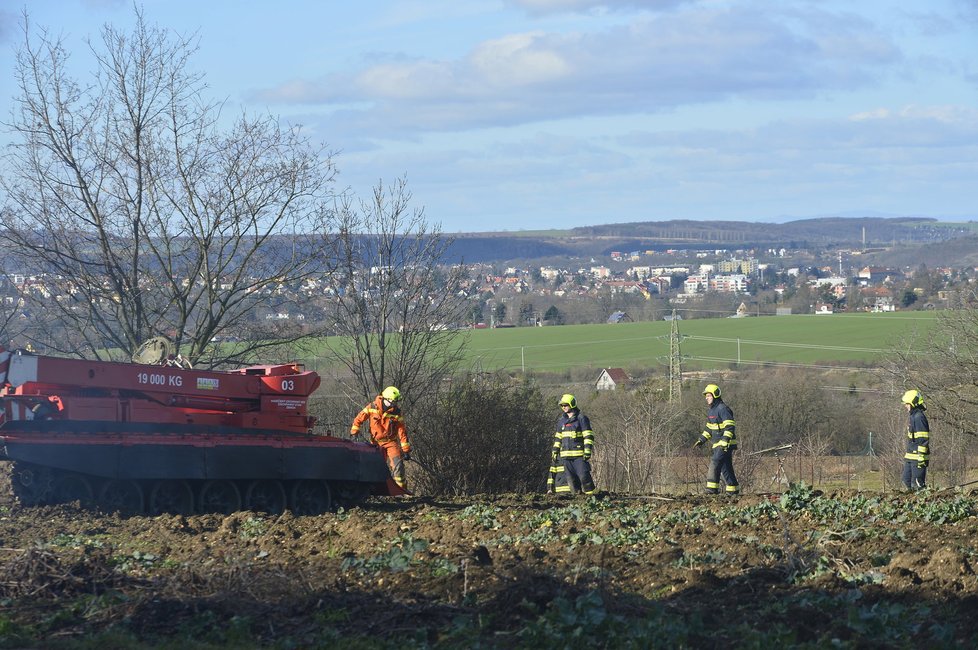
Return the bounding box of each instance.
[456,242,970,327]
[3,240,973,333]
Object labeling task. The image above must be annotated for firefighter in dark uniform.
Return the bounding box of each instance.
[550,394,595,495]
[901,389,930,490]
[694,383,739,495]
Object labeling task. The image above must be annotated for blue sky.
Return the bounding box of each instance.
[1,0,976,232]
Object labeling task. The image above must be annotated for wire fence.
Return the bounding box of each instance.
[593,452,978,495]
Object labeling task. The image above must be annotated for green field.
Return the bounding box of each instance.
[460,312,939,374]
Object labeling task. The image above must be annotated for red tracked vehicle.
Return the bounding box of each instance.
[0,345,404,514]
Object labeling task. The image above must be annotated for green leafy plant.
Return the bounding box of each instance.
[457,504,502,529]
[341,533,430,575]
[239,516,267,540]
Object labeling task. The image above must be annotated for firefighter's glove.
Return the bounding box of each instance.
[693,439,704,448]
[551,451,560,463]
[402,453,411,462]
[917,460,927,469]
[583,451,591,461]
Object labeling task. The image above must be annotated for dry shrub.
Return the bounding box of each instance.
[410,374,553,495]
[585,383,694,493]
[0,546,127,600]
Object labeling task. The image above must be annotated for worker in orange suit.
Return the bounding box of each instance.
[350,386,411,490]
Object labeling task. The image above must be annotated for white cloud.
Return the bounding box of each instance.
[469,32,573,86]
[255,5,900,137]
[507,0,689,16]
[849,108,891,121]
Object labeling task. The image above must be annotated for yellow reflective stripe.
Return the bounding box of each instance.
[560,431,592,439]
[913,431,929,438]
[721,419,735,428]
[706,481,719,488]
[904,452,921,461]
[555,485,572,493]
[725,485,739,493]
[712,440,728,449]
[701,432,713,439]
[722,432,734,439]
[706,423,720,430]
[562,450,585,457]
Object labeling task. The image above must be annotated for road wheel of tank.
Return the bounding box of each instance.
[10,463,53,506]
[98,479,144,514]
[50,472,95,506]
[244,479,287,514]
[289,480,332,515]
[198,480,242,515]
[331,481,371,508]
[149,480,195,516]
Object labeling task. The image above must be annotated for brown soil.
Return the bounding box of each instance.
[1,463,976,648]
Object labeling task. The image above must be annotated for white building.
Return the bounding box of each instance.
[710,274,748,293]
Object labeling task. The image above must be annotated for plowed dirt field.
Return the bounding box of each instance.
[1,463,976,648]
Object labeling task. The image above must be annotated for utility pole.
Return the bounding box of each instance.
[669,309,683,403]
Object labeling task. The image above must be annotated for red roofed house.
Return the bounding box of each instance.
[596,368,629,391]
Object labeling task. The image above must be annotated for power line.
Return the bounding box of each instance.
[467,333,670,352]
[684,355,872,372]
[684,334,888,353]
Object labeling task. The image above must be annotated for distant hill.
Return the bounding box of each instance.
[443,236,575,263]
[441,217,977,264]
[858,234,978,269]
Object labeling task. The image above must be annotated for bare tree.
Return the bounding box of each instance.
[732,370,831,450]
[0,268,28,348]
[887,307,978,432]
[321,178,469,402]
[885,304,978,487]
[588,384,690,493]
[0,10,336,366]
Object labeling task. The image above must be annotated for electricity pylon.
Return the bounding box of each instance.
[668,309,682,403]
